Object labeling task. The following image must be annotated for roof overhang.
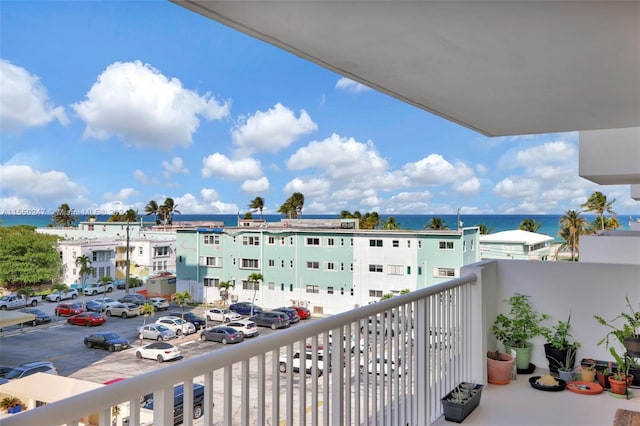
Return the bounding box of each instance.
[0,311,34,329]
[172,1,640,137]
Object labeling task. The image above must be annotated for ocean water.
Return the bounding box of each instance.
[2,213,632,242]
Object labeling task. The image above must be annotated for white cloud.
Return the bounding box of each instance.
[200,188,220,202]
[493,177,540,199]
[516,140,577,166]
[287,133,388,181]
[283,177,330,198]
[231,103,317,155]
[0,59,68,133]
[72,60,229,149]
[103,188,140,202]
[0,164,86,202]
[162,157,189,175]
[335,77,371,93]
[241,177,270,193]
[201,153,262,179]
[134,170,148,185]
[403,154,463,185]
[454,177,480,194]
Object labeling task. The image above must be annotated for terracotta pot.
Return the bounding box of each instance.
[596,371,611,389]
[487,352,515,385]
[609,377,628,395]
[578,367,596,382]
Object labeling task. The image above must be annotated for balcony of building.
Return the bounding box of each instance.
[2,258,638,426]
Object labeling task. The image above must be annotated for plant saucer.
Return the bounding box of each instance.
[608,389,633,399]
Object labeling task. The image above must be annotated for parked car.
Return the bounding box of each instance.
[138,324,177,341]
[45,288,78,302]
[67,312,106,327]
[148,297,170,311]
[84,332,130,352]
[0,365,13,378]
[156,316,196,336]
[0,361,58,384]
[18,308,51,326]
[279,349,329,376]
[200,326,244,344]
[85,300,103,313]
[115,278,143,290]
[135,341,181,363]
[83,282,114,296]
[54,302,85,317]
[86,298,118,312]
[273,307,301,324]
[118,294,147,305]
[230,302,263,316]
[169,311,206,329]
[360,357,402,376]
[249,311,290,330]
[139,383,206,425]
[105,303,139,318]
[226,319,259,337]
[205,307,241,323]
[290,305,311,320]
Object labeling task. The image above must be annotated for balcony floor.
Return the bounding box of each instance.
[433,371,639,426]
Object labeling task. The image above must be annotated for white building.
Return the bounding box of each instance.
[479,230,555,261]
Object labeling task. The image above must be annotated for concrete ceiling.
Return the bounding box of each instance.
[172,1,640,137]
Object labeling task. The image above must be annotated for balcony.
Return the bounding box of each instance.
[3,259,639,426]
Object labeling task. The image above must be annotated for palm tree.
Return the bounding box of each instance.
[248,197,265,218]
[247,273,264,316]
[519,218,543,233]
[172,290,191,323]
[218,280,235,307]
[144,200,160,224]
[75,255,94,308]
[475,223,494,235]
[97,275,113,307]
[581,191,617,232]
[138,303,156,346]
[360,212,380,229]
[424,217,449,230]
[161,197,181,225]
[558,209,587,261]
[382,216,401,230]
[52,203,77,227]
[278,192,304,218]
[123,208,138,222]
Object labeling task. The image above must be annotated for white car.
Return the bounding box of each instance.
[135,341,181,363]
[205,308,241,323]
[138,324,177,341]
[105,303,139,318]
[83,282,114,296]
[360,357,402,376]
[45,289,78,302]
[148,297,170,311]
[279,349,329,376]
[226,319,259,337]
[156,316,196,336]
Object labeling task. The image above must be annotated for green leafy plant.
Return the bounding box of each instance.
[491,293,549,348]
[594,295,640,348]
[609,347,631,381]
[546,347,578,372]
[541,314,580,350]
[444,383,480,404]
[0,396,23,411]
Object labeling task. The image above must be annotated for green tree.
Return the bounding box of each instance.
[144,200,160,224]
[218,280,235,307]
[476,223,494,235]
[278,192,304,219]
[0,226,62,288]
[138,303,156,346]
[581,191,617,232]
[97,275,113,306]
[424,217,449,230]
[172,290,192,323]
[519,218,542,233]
[51,203,77,227]
[248,197,265,218]
[381,216,401,230]
[247,273,264,316]
[360,212,380,229]
[160,197,181,225]
[75,255,95,307]
[558,210,587,261]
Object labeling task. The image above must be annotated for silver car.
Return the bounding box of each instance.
[137,324,177,341]
[105,303,139,318]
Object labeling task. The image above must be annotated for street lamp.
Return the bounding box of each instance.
[124,222,130,294]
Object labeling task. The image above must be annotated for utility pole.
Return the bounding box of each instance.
[125,222,130,294]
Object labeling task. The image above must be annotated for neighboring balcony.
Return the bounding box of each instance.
[3,259,639,426]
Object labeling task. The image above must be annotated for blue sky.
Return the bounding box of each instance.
[1,1,638,217]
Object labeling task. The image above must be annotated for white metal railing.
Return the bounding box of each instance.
[3,274,478,426]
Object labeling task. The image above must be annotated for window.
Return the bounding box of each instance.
[306,285,320,294]
[369,239,383,247]
[439,241,454,250]
[280,237,286,245]
[368,264,383,273]
[340,263,344,271]
[138,247,143,255]
[281,260,285,268]
[243,281,259,290]
[369,290,383,298]
[306,237,320,246]
[327,286,334,295]
[267,236,276,245]
[463,241,467,252]
[418,241,422,249]
[306,261,320,269]
[203,278,219,287]
[240,258,259,269]
[471,240,475,250]
[350,263,353,271]
[242,236,260,246]
[290,260,294,268]
[268,282,275,290]
[154,246,169,256]
[418,266,422,275]
[340,238,344,246]
[203,234,220,245]
[281,283,285,291]
[387,265,403,275]
[408,240,411,248]
[327,262,335,271]
[327,238,335,246]
[205,256,222,267]
[392,240,399,247]
[268,259,275,267]
[407,266,411,274]
[436,268,456,277]
[290,237,294,245]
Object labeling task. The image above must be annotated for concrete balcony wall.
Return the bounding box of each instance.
[465,259,640,371]
[580,231,640,265]
[579,127,640,185]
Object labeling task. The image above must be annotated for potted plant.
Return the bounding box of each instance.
[487,349,516,385]
[608,347,633,396]
[541,314,580,374]
[594,295,640,356]
[441,382,484,423]
[491,293,549,371]
[577,359,597,382]
[596,366,612,389]
[1,396,24,414]
[546,349,577,382]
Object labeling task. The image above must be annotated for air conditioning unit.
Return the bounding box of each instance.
[298,300,308,308]
[230,294,239,303]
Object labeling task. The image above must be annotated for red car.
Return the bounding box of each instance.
[290,305,311,320]
[54,302,85,317]
[67,312,106,327]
